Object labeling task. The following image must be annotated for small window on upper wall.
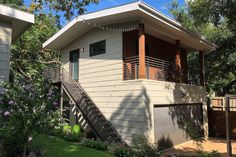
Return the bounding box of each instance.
[89,40,106,57]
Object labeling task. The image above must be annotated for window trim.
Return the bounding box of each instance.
[89,40,106,57]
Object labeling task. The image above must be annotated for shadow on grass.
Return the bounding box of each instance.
[32,135,114,157]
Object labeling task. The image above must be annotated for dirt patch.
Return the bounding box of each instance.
[161,138,236,157]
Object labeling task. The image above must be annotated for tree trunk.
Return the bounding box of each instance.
[23,142,27,157]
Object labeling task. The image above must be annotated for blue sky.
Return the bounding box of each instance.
[24,0,186,26]
[85,0,185,17]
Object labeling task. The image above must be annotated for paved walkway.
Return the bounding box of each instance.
[162,138,236,156]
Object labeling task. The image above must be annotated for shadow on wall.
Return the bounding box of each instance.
[169,83,204,141]
[110,87,152,144]
[157,135,174,150]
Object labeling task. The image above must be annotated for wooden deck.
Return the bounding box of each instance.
[161,138,236,156]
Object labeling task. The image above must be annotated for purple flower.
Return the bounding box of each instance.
[53,101,58,106]
[8,100,15,105]
[3,111,10,116]
[48,96,52,100]
[25,85,32,91]
[47,90,53,97]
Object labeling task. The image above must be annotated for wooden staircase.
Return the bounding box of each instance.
[44,64,126,146]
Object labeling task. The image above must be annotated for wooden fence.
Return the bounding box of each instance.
[210,96,236,111]
[208,95,236,139]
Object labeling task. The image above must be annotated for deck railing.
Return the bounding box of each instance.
[123,55,186,83]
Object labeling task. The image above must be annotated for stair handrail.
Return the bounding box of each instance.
[57,64,127,146]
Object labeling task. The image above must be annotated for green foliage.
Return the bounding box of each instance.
[63,132,81,142]
[169,0,236,96]
[131,135,160,157]
[197,150,221,157]
[32,0,100,21]
[11,14,60,76]
[113,135,161,157]
[54,123,82,142]
[63,124,72,134]
[0,0,23,7]
[0,11,61,157]
[113,146,131,157]
[0,70,60,157]
[72,124,81,134]
[82,139,109,151]
[188,0,236,33]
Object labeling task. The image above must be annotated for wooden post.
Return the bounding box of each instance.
[60,85,64,123]
[175,40,181,82]
[199,51,205,86]
[225,96,232,157]
[138,23,146,79]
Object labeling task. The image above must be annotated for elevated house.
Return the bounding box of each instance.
[43,1,215,146]
[0,4,34,81]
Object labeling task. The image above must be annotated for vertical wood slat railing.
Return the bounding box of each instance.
[44,64,127,146]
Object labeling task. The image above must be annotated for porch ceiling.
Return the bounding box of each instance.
[43,1,215,51]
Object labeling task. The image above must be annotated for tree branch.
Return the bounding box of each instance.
[218,79,236,96]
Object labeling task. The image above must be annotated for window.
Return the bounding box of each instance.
[89,40,106,57]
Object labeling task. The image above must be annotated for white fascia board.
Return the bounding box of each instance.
[42,18,77,48]
[138,1,182,27]
[0,4,34,23]
[43,1,215,50]
[43,2,139,49]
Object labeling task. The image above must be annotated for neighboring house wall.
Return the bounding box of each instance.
[61,28,208,144]
[0,21,11,81]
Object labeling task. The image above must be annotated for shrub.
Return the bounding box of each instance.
[131,135,161,157]
[198,150,221,157]
[113,146,131,157]
[0,73,60,157]
[63,132,80,142]
[72,124,80,134]
[61,124,82,142]
[63,124,72,134]
[81,139,108,151]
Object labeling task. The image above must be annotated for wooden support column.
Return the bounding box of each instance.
[60,86,64,123]
[175,40,181,83]
[138,23,146,79]
[199,50,205,86]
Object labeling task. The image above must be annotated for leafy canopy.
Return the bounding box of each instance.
[169,0,236,96]
[32,0,100,21]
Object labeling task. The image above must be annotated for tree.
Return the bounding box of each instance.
[10,13,60,81]
[0,0,23,6]
[187,0,236,95]
[32,0,99,21]
[169,0,236,96]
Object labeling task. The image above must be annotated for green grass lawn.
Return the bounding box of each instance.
[32,135,115,157]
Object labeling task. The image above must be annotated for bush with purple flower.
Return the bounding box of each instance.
[0,73,60,157]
